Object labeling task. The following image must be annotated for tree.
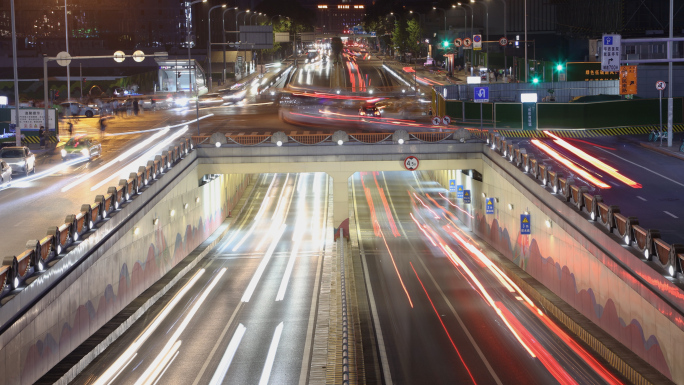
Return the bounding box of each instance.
[392,20,408,58]
[406,18,422,60]
[331,36,343,63]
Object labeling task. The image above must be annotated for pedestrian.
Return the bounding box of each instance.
[133,99,140,116]
[494,70,499,82]
[99,117,107,139]
[67,120,73,137]
[38,125,46,149]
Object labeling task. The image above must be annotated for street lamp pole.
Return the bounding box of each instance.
[10,0,21,146]
[524,0,528,82]
[471,0,488,73]
[208,4,226,92]
[65,0,71,101]
[494,0,507,78]
[235,10,250,76]
[222,7,238,85]
[186,0,206,135]
[461,4,474,73]
[433,7,447,39]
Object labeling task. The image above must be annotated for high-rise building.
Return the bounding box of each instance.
[316,3,366,34]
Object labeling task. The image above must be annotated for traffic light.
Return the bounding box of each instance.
[532,77,539,84]
[443,41,449,48]
[556,64,563,71]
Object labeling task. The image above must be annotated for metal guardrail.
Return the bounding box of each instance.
[487,131,684,278]
[0,138,194,299]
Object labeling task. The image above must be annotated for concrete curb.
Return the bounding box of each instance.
[638,141,684,161]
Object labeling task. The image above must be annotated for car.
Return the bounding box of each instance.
[60,102,99,118]
[359,103,381,117]
[0,160,11,184]
[61,136,102,161]
[0,146,36,176]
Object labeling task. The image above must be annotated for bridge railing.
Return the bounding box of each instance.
[0,138,194,301]
[487,133,684,279]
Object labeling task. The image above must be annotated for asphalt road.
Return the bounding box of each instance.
[70,172,329,384]
[351,170,625,384]
[513,134,684,245]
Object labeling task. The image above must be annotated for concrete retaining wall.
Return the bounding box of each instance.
[428,152,684,384]
[0,154,251,385]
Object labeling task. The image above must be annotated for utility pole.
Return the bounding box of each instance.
[667,0,673,147]
[10,0,21,146]
[524,0,528,82]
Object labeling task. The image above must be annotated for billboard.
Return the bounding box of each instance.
[239,25,274,49]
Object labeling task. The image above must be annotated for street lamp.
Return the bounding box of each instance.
[222,7,238,84]
[235,10,250,75]
[471,0,489,72]
[249,12,262,25]
[10,0,20,146]
[458,3,474,73]
[208,4,227,92]
[432,7,447,37]
[186,0,206,136]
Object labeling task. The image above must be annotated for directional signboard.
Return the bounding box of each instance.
[619,65,637,95]
[473,34,482,50]
[457,185,464,199]
[449,179,456,192]
[463,190,471,204]
[474,87,489,103]
[601,34,621,72]
[520,214,531,235]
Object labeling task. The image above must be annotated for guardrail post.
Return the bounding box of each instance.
[26,240,41,271]
[65,214,78,241]
[2,256,19,289]
[46,226,62,254]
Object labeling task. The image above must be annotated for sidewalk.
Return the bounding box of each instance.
[639,140,684,161]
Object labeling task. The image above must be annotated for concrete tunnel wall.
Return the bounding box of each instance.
[428,154,684,383]
[0,158,252,385]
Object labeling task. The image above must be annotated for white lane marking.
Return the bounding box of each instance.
[192,302,244,385]
[664,211,679,219]
[259,322,285,385]
[351,176,394,385]
[135,268,227,385]
[298,174,329,385]
[595,147,684,188]
[94,270,205,385]
[208,324,247,385]
[105,353,137,385]
[241,224,287,302]
[233,174,278,252]
[395,172,504,385]
[152,350,180,385]
[636,196,647,201]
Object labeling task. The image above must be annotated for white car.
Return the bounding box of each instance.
[0,160,11,185]
[0,146,36,176]
[60,102,99,118]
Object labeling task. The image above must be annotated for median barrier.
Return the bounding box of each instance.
[2,256,18,290]
[538,164,550,186]
[0,265,9,292]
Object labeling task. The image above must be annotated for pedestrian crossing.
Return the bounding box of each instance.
[496,124,684,138]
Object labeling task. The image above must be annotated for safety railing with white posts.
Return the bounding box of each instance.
[486,131,684,279]
[0,138,194,299]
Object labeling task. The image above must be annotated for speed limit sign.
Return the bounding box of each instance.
[443,115,451,125]
[432,116,442,125]
[499,37,508,46]
[404,156,419,171]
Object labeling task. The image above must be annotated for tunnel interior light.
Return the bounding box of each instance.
[508,203,514,210]
[153,218,159,225]
[195,197,200,203]
[545,219,552,228]
[170,209,175,217]
[184,203,189,209]
[481,192,486,198]
[134,227,140,235]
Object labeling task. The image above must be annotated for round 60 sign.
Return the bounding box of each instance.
[404,156,419,171]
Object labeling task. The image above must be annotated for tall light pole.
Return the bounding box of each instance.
[432,7,447,37]
[236,10,250,76]
[494,0,507,78]
[524,0,528,82]
[471,0,488,72]
[10,0,21,146]
[207,4,226,92]
[186,0,206,135]
[64,0,71,101]
[249,12,261,25]
[460,3,474,73]
[222,7,238,85]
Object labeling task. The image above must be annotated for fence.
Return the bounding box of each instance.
[435,80,619,103]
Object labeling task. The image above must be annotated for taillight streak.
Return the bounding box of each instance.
[543,131,641,188]
[531,139,611,189]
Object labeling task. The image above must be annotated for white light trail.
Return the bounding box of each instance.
[208,324,247,385]
[232,175,278,252]
[135,268,226,385]
[258,322,284,385]
[89,126,189,192]
[2,156,88,190]
[241,224,287,302]
[93,270,205,385]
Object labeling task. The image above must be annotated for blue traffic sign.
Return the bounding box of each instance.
[474,87,489,103]
[486,198,494,214]
[449,179,456,192]
[457,185,464,199]
[520,214,531,235]
[463,190,471,204]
